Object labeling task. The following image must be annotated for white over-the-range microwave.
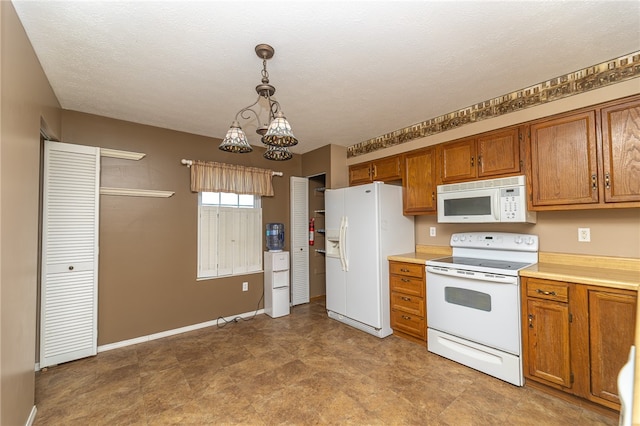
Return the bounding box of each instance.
[437,175,536,223]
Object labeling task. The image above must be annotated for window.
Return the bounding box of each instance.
[198,192,262,279]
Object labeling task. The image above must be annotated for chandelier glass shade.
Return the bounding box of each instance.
[218,121,253,153]
[219,44,298,160]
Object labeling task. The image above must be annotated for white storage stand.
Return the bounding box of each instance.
[264,251,290,318]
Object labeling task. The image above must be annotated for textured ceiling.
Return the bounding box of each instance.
[12,1,640,155]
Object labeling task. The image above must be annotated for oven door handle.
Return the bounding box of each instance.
[426,266,518,284]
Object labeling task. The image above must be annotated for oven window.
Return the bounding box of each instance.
[444,287,492,312]
[443,196,491,216]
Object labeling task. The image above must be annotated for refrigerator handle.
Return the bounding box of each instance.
[340,216,349,271]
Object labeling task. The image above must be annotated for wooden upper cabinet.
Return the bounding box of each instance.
[529,111,599,207]
[477,127,521,178]
[440,138,476,183]
[600,97,640,203]
[349,162,373,186]
[372,155,402,181]
[403,147,437,215]
[440,127,522,184]
[349,155,402,186]
[588,288,637,408]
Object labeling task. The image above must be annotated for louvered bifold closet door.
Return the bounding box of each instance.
[290,177,309,305]
[41,141,99,368]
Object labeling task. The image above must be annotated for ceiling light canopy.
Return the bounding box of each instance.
[219,44,298,160]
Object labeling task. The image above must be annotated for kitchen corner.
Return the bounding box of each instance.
[519,252,640,422]
[389,244,640,420]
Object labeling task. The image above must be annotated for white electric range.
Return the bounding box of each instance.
[426,232,538,386]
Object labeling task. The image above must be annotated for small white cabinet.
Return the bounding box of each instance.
[264,251,290,318]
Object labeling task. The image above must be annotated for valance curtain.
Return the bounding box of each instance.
[190,160,274,196]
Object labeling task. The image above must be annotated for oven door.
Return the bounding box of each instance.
[426,266,521,355]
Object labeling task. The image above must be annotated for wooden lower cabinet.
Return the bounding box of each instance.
[522,277,637,411]
[389,261,426,344]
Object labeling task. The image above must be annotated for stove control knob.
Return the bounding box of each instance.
[452,235,459,242]
[526,237,535,245]
[514,236,523,244]
[460,235,466,242]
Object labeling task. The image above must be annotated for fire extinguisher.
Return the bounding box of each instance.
[309,218,315,246]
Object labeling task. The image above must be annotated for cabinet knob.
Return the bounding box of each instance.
[605,173,610,189]
[401,315,411,320]
[401,296,411,301]
[536,288,557,296]
[591,174,597,191]
[528,314,533,328]
[400,268,410,272]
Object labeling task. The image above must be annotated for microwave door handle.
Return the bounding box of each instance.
[494,192,501,221]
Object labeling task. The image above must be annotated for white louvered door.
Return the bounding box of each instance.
[290,176,309,305]
[41,141,100,368]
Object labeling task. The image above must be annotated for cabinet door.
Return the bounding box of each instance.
[477,127,521,178]
[530,111,598,207]
[525,299,572,388]
[372,156,401,182]
[440,138,476,183]
[403,147,436,214]
[348,163,372,186]
[588,289,637,407]
[601,98,640,203]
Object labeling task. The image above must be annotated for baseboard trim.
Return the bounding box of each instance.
[25,405,37,426]
[97,309,265,353]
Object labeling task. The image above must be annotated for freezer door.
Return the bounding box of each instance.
[325,188,346,315]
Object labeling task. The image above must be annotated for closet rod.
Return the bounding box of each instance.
[180,159,283,176]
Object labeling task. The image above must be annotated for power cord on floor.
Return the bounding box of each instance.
[216,288,265,328]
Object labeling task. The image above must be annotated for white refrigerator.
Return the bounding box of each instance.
[325,182,415,338]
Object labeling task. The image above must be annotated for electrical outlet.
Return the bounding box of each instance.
[242,282,248,291]
[429,227,436,237]
[578,228,591,242]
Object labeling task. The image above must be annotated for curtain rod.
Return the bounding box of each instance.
[180,159,283,176]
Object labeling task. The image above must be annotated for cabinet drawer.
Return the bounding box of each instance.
[391,310,426,340]
[389,275,424,297]
[389,262,424,278]
[526,278,569,303]
[391,292,425,317]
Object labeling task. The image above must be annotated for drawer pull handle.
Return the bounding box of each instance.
[401,296,411,301]
[536,289,557,296]
[401,278,411,282]
[528,314,534,328]
[401,315,411,320]
[400,268,410,272]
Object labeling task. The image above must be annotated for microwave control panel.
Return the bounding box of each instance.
[500,187,524,221]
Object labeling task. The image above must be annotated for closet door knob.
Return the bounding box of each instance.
[68,266,74,271]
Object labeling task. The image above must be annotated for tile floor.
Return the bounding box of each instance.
[34,299,618,425]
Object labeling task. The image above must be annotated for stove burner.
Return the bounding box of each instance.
[430,256,532,272]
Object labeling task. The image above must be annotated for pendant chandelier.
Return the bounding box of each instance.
[219,44,298,161]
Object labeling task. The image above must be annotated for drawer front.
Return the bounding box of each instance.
[391,292,425,317]
[526,278,569,303]
[389,262,424,278]
[390,275,424,297]
[391,310,426,340]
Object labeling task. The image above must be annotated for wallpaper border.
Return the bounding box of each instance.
[347,51,640,158]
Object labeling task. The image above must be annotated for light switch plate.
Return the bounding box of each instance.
[430,227,436,237]
[242,282,249,291]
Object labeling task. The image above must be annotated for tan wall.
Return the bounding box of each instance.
[416,209,640,258]
[0,2,62,425]
[60,110,301,345]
